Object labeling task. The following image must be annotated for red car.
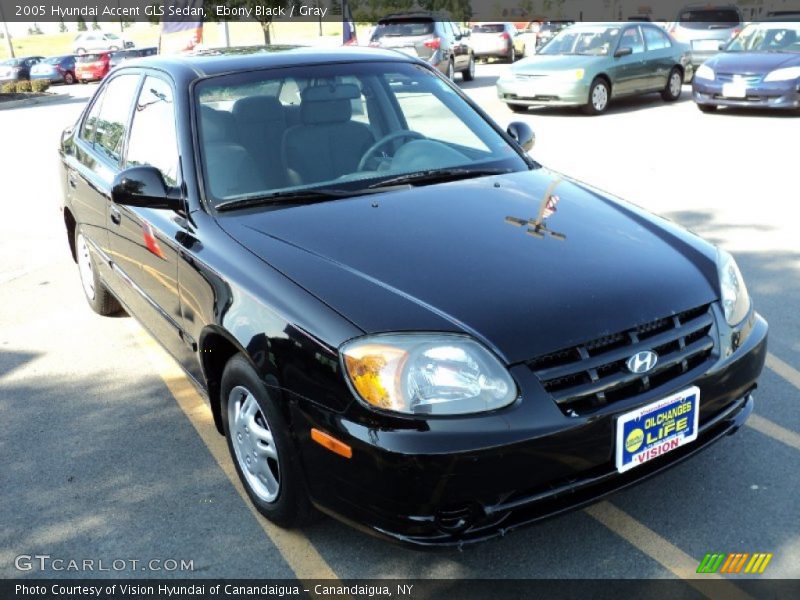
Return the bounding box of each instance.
[75,52,111,83]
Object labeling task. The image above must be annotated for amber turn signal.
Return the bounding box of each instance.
[311,428,352,459]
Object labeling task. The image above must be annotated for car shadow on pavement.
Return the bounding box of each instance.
[697,106,800,119]
[514,87,693,118]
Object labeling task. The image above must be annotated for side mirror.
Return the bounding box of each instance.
[614,46,633,58]
[111,166,180,210]
[507,121,535,152]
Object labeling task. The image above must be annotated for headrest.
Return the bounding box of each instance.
[200,106,235,143]
[300,84,360,124]
[232,95,285,123]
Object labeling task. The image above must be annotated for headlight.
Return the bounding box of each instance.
[764,66,800,82]
[341,334,517,416]
[717,249,751,326]
[550,68,585,81]
[695,64,715,81]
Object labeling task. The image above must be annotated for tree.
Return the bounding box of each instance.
[77,16,88,31]
[92,17,101,31]
[59,18,68,33]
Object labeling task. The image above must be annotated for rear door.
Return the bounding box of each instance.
[642,25,676,90]
[66,73,141,280]
[107,73,193,363]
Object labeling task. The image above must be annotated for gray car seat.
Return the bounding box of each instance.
[281,84,375,185]
[232,96,288,188]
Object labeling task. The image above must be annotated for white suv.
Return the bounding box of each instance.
[73,32,133,55]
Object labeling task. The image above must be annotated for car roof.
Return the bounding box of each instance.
[117,45,417,80]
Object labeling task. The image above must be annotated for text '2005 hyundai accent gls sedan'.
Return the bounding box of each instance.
[59,46,767,548]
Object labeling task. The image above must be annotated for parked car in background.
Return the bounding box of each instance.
[369,12,475,81]
[669,4,743,73]
[110,47,158,69]
[73,32,133,55]
[497,23,692,114]
[75,52,112,83]
[693,21,800,112]
[470,23,526,62]
[533,21,574,51]
[0,56,44,84]
[30,55,77,85]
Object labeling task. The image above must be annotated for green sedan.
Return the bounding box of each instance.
[496,22,693,114]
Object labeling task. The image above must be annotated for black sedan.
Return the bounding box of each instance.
[59,46,767,547]
[693,21,800,111]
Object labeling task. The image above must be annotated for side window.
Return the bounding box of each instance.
[644,27,671,50]
[440,21,454,41]
[79,87,107,145]
[125,76,179,186]
[94,74,140,163]
[619,27,645,54]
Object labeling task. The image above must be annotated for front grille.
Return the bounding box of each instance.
[528,304,716,416]
[717,73,762,86]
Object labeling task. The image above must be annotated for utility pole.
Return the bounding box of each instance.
[0,3,15,59]
[222,21,230,47]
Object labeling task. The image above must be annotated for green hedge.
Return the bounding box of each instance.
[1,81,15,93]
[15,80,32,93]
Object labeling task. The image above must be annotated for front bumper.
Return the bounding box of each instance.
[295,310,767,548]
[496,76,589,107]
[693,79,800,110]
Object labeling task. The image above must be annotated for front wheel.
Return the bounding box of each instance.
[508,46,516,63]
[462,55,475,82]
[582,78,610,115]
[662,68,683,101]
[221,354,314,527]
[75,227,121,315]
[64,72,75,85]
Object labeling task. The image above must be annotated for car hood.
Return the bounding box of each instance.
[217,169,719,364]
[512,54,605,73]
[707,51,800,73]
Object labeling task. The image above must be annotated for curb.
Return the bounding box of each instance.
[0,93,69,111]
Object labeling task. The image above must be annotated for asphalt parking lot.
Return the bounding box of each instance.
[1,62,798,585]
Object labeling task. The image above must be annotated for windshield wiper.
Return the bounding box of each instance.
[216,187,376,212]
[367,167,514,190]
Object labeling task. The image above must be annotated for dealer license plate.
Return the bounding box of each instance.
[615,386,699,473]
[722,82,747,98]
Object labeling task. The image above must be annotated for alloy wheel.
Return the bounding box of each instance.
[76,233,95,301]
[228,385,281,503]
[592,83,608,112]
[670,72,682,97]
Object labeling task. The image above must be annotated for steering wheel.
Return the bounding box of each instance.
[357,130,426,172]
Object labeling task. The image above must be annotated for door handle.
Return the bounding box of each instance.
[109,205,121,225]
[68,171,78,188]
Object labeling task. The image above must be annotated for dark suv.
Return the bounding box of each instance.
[369,12,475,81]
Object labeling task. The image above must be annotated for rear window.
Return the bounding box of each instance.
[78,54,105,62]
[678,9,740,28]
[372,20,435,39]
[472,24,505,33]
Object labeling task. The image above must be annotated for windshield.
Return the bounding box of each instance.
[195,61,529,207]
[472,24,505,34]
[106,33,120,40]
[540,26,621,55]
[726,23,800,52]
[371,20,435,39]
[44,56,67,64]
[678,9,740,28]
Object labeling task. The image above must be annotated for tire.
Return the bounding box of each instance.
[582,77,610,115]
[662,67,683,102]
[75,227,121,316]
[508,46,516,63]
[64,72,75,85]
[462,54,475,82]
[221,354,314,528]
[697,103,717,113]
[446,58,455,81]
[508,103,529,113]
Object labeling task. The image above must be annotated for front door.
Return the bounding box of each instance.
[107,74,193,364]
[612,26,650,95]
